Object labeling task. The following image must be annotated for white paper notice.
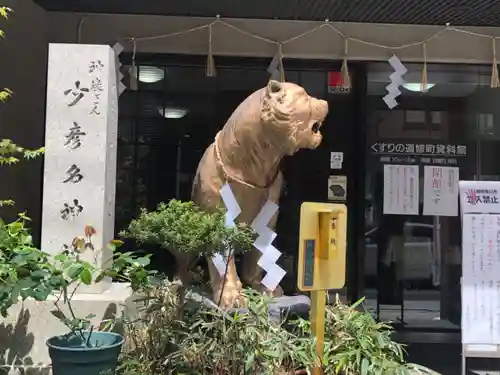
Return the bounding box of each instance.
[330,152,343,169]
[460,181,500,215]
[383,165,419,215]
[461,214,500,345]
[423,166,459,216]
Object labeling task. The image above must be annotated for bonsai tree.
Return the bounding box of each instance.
[120,199,254,291]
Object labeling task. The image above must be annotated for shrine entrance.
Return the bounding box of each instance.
[114,54,364,292]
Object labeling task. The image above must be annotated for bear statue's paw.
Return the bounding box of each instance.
[251,282,284,298]
[214,282,247,309]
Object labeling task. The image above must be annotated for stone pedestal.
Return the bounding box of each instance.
[190,292,311,321]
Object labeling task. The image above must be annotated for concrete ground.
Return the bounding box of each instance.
[361,291,500,374]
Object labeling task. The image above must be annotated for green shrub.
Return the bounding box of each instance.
[322,295,438,374]
[118,281,442,375]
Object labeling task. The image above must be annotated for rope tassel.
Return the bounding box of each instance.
[420,43,428,93]
[341,38,350,89]
[128,38,138,91]
[491,38,499,88]
[277,43,285,82]
[206,24,216,77]
[267,43,285,82]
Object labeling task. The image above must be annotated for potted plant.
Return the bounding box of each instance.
[42,226,155,375]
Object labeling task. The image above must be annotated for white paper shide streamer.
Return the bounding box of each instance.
[214,184,286,291]
[213,184,242,276]
[267,52,281,81]
[112,42,127,96]
[250,201,286,291]
[383,55,407,110]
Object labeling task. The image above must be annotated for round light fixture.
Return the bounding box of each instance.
[138,66,165,83]
[403,83,435,92]
[158,106,188,119]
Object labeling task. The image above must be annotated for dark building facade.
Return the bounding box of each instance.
[5,1,500,372]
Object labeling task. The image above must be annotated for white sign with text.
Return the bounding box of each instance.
[460,181,500,215]
[330,151,343,169]
[460,181,500,346]
[383,164,419,215]
[423,166,459,216]
[462,213,500,344]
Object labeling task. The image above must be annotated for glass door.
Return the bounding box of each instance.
[361,62,497,330]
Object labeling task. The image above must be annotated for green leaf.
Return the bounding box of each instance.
[245,352,255,371]
[30,269,49,280]
[79,268,92,285]
[54,253,67,262]
[66,263,83,279]
[135,256,150,267]
[361,357,369,375]
[350,297,366,309]
[50,310,69,324]
[31,287,52,301]
[262,349,279,358]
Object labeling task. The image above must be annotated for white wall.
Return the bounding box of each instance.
[48,13,500,64]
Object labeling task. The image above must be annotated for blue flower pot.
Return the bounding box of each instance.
[46,331,124,375]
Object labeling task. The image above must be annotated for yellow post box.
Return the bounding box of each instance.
[297,202,347,375]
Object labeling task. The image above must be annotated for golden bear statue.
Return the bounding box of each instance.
[191,80,328,308]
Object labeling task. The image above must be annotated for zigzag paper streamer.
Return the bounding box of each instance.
[250,200,286,291]
[112,42,127,96]
[214,185,286,291]
[213,184,241,276]
[383,55,407,109]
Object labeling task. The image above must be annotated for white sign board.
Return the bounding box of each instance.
[423,166,459,216]
[383,164,419,215]
[41,44,118,293]
[462,213,500,344]
[330,151,343,169]
[460,181,500,215]
[460,181,500,347]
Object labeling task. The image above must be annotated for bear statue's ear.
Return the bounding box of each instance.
[266,80,282,94]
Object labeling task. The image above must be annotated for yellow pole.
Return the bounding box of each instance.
[310,289,326,375]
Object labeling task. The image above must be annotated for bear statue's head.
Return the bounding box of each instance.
[260,80,329,155]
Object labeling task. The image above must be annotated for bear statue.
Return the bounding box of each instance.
[191,80,328,308]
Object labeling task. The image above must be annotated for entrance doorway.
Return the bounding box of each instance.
[115,54,361,290]
[361,62,500,331]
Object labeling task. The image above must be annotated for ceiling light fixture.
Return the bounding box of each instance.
[158,106,188,119]
[138,66,165,83]
[403,83,435,92]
